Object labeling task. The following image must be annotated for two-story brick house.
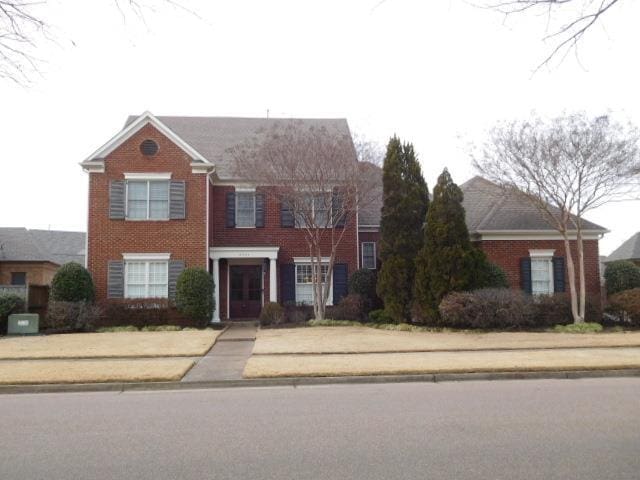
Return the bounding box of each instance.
[81,112,606,323]
[82,112,378,321]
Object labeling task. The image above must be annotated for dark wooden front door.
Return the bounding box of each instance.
[229,265,262,318]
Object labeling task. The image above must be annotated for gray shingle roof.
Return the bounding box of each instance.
[0,228,85,266]
[125,115,353,180]
[358,162,383,227]
[460,176,607,233]
[606,232,640,262]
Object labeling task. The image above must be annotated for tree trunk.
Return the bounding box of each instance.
[563,235,582,324]
[577,229,587,322]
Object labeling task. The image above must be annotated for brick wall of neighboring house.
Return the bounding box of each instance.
[87,123,208,301]
[358,231,380,270]
[478,239,602,303]
[0,262,59,286]
[210,185,359,305]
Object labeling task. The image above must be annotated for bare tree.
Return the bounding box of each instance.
[473,112,640,323]
[233,122,381,321]
[485,0,626,70]
[0,0,195,84]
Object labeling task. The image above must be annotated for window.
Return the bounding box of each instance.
[11,272,26,285]
[126,180,169,220]
[296,193,330,228]
[361,242,376,269]
[531,258,553,295]
[125,261,168,298]
[295,263,330,305]
[235,192,256,228]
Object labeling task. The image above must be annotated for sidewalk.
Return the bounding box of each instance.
[181,323,257,382]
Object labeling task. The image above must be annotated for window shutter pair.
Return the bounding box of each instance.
[109,180,185,220]
[520,256,565,294]
[107,260,185,300]
[226,191,265,228]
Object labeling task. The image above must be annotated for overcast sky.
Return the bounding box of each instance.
[1,0,639,254]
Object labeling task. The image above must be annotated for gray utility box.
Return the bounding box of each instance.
[7,313,39,335]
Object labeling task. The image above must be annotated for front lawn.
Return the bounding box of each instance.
[0,330,221,359]
[252,326,640,355]
[244,347,640,378]
[0,358,194,384]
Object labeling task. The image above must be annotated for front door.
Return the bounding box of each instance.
[229,265,262,318]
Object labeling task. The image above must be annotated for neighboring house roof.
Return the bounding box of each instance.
[460,176,607,234]
[606,232,640,263]
[0,228,86,266]
[113,113,353,180]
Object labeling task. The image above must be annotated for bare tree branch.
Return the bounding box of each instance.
[482,0,625,71]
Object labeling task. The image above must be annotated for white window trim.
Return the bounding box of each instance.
[123,258,169,299]
[235,190,256,229]
[529,250,555,295]
[125,179,170,221]
[122,253,171,261]
[294,192,332,229]
[294,259,333,306]
[124,172,172,180]
[361,242,376,270]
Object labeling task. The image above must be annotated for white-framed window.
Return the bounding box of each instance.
[126,180,169,220]
[361,242,376,269]
[529,250,554,295]
[295,263,331,305]
[295,193,330,228]
[235,191,256,228]
[125,261,168,298]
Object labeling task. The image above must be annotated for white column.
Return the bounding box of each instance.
[269,257,277,303]
[212,258,220,322]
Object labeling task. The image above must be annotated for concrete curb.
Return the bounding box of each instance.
[1,368,639,395]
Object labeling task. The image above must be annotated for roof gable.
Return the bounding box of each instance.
[81,112,210,166]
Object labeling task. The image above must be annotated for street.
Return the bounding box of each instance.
[0,378,638,479]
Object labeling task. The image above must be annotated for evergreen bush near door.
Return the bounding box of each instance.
[175,268,215,327]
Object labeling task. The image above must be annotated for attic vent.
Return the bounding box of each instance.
[140,139,159,156]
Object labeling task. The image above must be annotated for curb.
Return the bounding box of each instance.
[1,368,639,395]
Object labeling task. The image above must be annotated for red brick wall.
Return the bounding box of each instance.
[478,239,602,301]
[87,123,208,301]
[210,185,358,304]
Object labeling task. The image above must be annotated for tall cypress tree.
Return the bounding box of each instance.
[377,137,429,322]
[414,169,475,321]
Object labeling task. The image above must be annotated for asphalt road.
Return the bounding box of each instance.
[0,378,639,480]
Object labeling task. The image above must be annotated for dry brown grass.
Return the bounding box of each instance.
[244,347,640,378]
[0,358,195,384]
[0,330,221,359]
[253,327,640,355]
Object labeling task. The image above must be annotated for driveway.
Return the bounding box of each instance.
[0,378,638,479]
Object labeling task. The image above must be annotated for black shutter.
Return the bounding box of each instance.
[520,257,532,294]
[281,264,296,304]
[333,263,348,305]
[553,257,565,293]
[168,260,185,301]
[226,192,236,228]
[255,193,265,228]
[169,180,186,219]
[332,191,346,228]
[109,180,126,220]
[280,200,294,228]
[107,261,124,298]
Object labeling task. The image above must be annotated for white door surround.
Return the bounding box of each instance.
[209,246,279,322]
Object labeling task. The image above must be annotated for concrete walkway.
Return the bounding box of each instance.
[182,323,257,382]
